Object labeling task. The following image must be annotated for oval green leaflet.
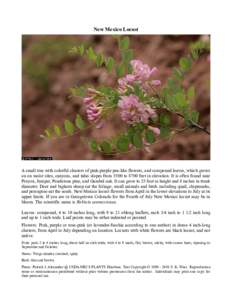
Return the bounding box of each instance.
[132,132,143,148]
[145,129,156,144]
[64,120,75,135]
[100,141,112,154]
[116,136,130,152]
[75,114,86,130]
[54,125,62,137]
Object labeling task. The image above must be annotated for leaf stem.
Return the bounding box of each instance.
[164,109,210,135]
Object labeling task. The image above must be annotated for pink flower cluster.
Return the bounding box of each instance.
[83,97,100,121]
[131,59,158,81]
[118,94,156,125]
[118,59,161,93]
[83,96,104,128]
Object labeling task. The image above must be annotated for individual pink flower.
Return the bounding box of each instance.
[149,126,160,135]
[118,74,137,93]
[83,97,94,105]
[118,94,156,125]
[95,120,105,129]
[118,78,128,93]
[150,80,161,87]
[125,74,136,83]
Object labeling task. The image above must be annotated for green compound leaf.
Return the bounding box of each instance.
[160,126,171,139]
[119,36,129,51]
[116,136,130,152]
[179,57,192,72]
[187,86,195,100]
[64,120,75,135]
[132,132,143,148]
[44,128,52,139]
[54,125,61,137]
[75,114,86,130]
[100,141,112,154]
[105,57,115,72]
[89,140,98,152]
[145,129,156,144]
[96,53,104,67]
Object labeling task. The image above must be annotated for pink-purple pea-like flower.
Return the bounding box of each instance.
[131,59,158,81]
[118,59,161,93]
[83,97,101,122]
[149,126,160,136]
[118,94,156,125]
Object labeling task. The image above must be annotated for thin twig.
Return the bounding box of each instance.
[189,120,210,135]
[165,109,210,135]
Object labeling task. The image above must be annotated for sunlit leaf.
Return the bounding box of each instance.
[64,120,75,135]
[75,114,86,129]
[54,125,61,137]
[44,128,52,139]
[96,53,104,67]
[105,57,115,72]
[174,92,188,108]
[86,47,96,61]
[187,86,195,100]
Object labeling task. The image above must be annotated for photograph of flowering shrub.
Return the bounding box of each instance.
[22,35,210,160]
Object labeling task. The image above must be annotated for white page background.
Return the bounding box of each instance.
[0,1,231,299]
